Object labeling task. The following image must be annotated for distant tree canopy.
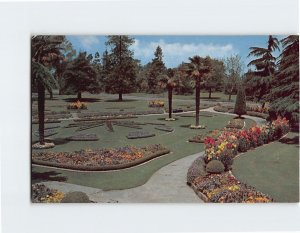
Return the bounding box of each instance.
[224,55,243,101]
[147,46,167,93]
[104,36,139,101]
[269,35,299,124]
[62,52,99,100]
[203,58,225,98]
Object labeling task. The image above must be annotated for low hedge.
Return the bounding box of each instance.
[126,131,155,139]
[186,155,207,185]
[247,111,269,119]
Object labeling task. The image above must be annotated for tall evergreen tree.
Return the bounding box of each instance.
[269,35,299,125]
[147,46,166,93]
[247,35,280,106]
[105,36,138,101]
[62,52,98,100]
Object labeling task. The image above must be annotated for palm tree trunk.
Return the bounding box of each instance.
[77,91,82,100]
[49,91,53,99]
[195,79,200,126]
[168,87,173,119]
[118,92,123,101]
[37,81,45,145]
[209,87,212,99]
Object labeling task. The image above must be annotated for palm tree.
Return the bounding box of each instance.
[31,36,65,145]
[158,68,179,120]
[247,35,280,107]
[182,56,212,128]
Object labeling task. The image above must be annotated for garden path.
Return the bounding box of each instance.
[41,152,204,203]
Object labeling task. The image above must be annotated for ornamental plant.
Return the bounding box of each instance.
[67,100,87,110]
[148,100,165,108]
[204,116,289,168]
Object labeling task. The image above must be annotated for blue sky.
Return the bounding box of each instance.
[67,35,285,69]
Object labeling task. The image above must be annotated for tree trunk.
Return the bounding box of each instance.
[168,87,173,119]
[77,92,82,101]
[195,79,200,126]
[228,86,234,101]
[49,91,53,100]
[37,81,45,145]
[118,92,123,101]
[209,87,212,99]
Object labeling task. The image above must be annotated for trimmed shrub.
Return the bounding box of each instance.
[61,192,90,203]
[187,156,207,184]
[206,160,225,174]
[234,86,247,117]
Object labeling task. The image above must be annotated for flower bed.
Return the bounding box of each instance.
[126,131,155,139]
[67,100,87,110]
[68,133,99,141]
[149,100,164,108]
[190,172,273,203]
[32,144,170,171]
[188,130,224,143]
[225,119,245,129]
[187,117,290,203]
[32,184,64,203]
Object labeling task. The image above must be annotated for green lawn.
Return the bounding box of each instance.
[32,92,253,190]
[232,132,299,202]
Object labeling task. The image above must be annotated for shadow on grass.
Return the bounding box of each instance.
[32,171,67,183]
[279,135,299,145]
[63,98,101,103]
[104,99,138,102]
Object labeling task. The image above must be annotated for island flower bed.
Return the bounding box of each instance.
[32,144,170,171]
[67,100,87,110]
[149,100,164,108]
[187,117,290,203]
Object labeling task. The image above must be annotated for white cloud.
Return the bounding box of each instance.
[77,36,100,49]
[132,39,237,67]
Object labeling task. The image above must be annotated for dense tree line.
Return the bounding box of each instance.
[32,35,299,145]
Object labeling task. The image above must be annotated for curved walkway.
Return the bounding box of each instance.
[39,109,265,203]
[40,152,204,203]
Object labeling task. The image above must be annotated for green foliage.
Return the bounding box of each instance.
[246,35,280,103]
[104,36,139,99]
[147,46,167,93]
[62,52,99,97]
[234,85,247,117]
[60,191,90,203]
[204,59,225,94]
[224,55,243,98]
[269,35,299,125]
[206,160,225,174]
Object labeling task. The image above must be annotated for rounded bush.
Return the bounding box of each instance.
[206,160,225,174]
[61,192,90,203]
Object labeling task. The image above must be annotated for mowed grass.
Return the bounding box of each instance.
[32,92,253,190]
[232,132,299,202]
